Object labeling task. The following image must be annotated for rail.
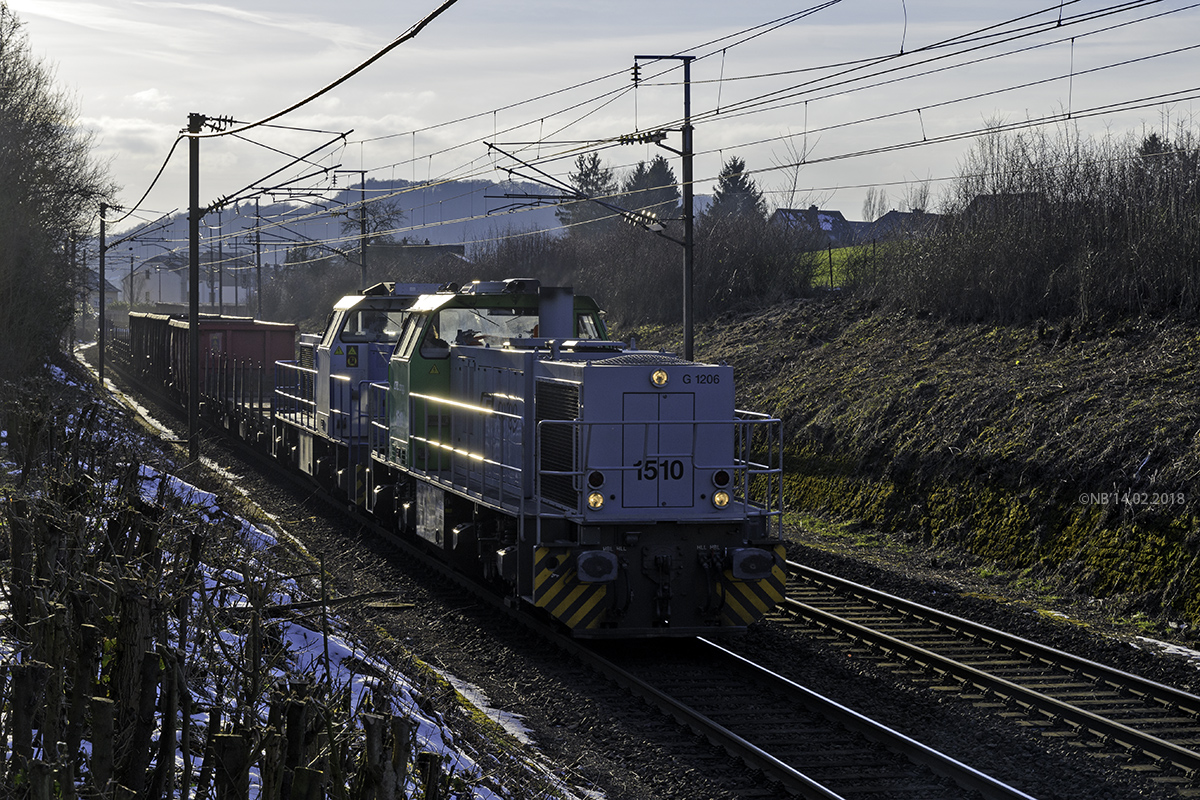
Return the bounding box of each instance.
[784,562,1200,781]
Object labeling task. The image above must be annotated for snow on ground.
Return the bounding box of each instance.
[1136,637,1200,671]
[0,357,602,799]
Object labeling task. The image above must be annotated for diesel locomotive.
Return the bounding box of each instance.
[125,278,786,638]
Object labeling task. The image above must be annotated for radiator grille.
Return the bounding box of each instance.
[299,343,315,401]
[536,381,580,508]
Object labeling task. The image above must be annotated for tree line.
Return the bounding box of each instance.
[263,153,824,331]
[848,122,1200,324]
[9,0,1200,386]
[0,8,113,384]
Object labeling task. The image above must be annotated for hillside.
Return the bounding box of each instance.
[630,296,1200,634]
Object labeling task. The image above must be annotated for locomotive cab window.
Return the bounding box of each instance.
[576,313,603,339]
[342,308,408,344]
[419,318,451,359]
[423,307,540,350]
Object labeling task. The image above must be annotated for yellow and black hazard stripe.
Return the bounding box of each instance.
[718,544,788,627]
[533,547,609,631]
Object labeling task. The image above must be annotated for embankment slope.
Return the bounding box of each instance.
[633,296,1200,627]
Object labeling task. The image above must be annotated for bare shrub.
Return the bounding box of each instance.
[854,120,1200,322]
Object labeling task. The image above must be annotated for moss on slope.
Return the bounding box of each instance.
[629,298,1200,625]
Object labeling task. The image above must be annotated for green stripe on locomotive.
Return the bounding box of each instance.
[387,289,606,471]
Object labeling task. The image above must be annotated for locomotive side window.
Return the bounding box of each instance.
[394,313,423,358]
[342,308,408,343]
[419,314,451,359]
[576,313,602,339]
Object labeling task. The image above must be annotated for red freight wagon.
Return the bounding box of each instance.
[127,312,297,416]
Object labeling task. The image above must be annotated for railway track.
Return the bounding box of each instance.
[580,637,1036,799]
[160,418,1036,797]
[91,354,1098,798]
[774,561,1200,797]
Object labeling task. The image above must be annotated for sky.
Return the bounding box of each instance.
[8,0,1200,242]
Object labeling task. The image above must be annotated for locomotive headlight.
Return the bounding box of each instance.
[587,491,605,510]
[650,369,669,387]
[712,490,731,508]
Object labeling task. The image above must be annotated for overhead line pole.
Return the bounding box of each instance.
[361,177,368,290]
[682,56,695,362]
[634,54,695,360]
[255,197,263,318]
[187,113,205,463]
[98,203,107,385]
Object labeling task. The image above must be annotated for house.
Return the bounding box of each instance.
[122,250,257,312]
[858,209,943,242]
[82,269,120,311]
[76,270,121,337]
[770,206,860,248]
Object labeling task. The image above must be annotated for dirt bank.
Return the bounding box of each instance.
[629,295,1200,634]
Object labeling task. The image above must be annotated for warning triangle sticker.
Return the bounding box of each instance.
[335,347,344,355]
[429,365,440,374]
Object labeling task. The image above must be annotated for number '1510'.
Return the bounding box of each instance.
[632,459,685,480]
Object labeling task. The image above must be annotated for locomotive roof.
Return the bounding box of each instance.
[406,288,601,314]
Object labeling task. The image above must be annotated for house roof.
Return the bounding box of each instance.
[770,206,857,246]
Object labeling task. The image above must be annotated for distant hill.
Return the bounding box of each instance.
[109,177,710,265]
[109,178,566,263]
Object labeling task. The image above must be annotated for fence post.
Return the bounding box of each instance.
[391,716,414,793]
[10,661,50,783]
[117,650,162,794]
[417,752,443,800]
[65,622,99,787]
[282,682,310,799]
[90,696,115,794]
[292,766,326,800]
[149,646,179,799]
[212,733,250,800]
[194,698,223,800]
[359,713,386,799]
[29,760,54,800]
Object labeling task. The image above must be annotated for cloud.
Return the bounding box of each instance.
[131,1,379,51]
[128,88,172,111]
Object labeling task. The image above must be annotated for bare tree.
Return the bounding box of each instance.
[861,187,890,222]
[901,178,931,213]
[337,197,406,246]
[0,7,114,382]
